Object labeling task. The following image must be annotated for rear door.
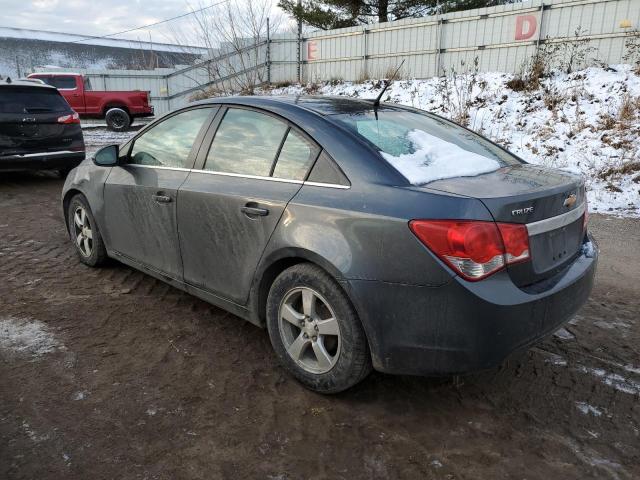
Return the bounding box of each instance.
[103,106,216,279]
[178,106,320,304]
[0,86,76,156]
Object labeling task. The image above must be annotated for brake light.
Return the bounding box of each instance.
[409,220,531,281]
[58,111,80,124]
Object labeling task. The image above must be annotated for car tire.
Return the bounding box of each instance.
[266,263,372,393]
[105,108,131,132]
[67,194,108,267]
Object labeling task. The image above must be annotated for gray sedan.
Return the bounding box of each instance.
[62,96,597,393]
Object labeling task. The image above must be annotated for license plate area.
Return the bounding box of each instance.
[529,219,583,274]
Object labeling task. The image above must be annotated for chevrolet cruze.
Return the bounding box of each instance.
[62,96,598,393]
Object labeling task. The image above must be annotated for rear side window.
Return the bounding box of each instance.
[307,152,350,186]
[129,108,212,168]
[0,87,70,113]
[204,108,288,176]
[49,76,77,89]
[272,129,320,181]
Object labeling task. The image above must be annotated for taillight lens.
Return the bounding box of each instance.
[58,111,80,124]
[409,220,531,281]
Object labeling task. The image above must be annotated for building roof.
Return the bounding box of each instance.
[0,26,207,55]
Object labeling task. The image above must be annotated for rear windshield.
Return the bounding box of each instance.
[333,110,522,185]
[0,87,70,114]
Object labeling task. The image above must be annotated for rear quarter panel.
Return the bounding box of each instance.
[259,183,494,287]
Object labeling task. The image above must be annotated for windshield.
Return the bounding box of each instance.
[333,110,522,185]
[0,87,70,114]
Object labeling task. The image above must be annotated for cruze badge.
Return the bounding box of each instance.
[563,193,577,208]
[511,206,534,216]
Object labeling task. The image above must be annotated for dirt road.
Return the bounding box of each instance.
[1,171,638,480]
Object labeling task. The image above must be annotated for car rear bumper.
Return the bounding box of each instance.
[346,234,598,376]
[0,150,85,171]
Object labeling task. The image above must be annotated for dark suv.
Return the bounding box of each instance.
[0,77,85,174]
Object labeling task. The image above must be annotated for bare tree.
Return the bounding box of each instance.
[169,0,284,96]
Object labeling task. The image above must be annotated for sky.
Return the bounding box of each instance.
[0,0,285,46]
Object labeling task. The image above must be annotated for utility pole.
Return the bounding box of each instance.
[297,0,302,82]
[267,17,271,84]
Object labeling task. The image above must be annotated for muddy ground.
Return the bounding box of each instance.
[0,166,639,479]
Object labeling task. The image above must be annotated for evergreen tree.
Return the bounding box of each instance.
[279,0,516,30]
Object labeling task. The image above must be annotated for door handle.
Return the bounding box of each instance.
[241,205,269,217]
[152,194,172,204]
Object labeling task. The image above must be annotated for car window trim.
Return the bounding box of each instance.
[121,164,350,189]
[268,125,291,177]
[124,105,219,169]
[193,105,323,179]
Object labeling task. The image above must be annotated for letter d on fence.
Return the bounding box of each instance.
[307,41,318,61]
[515,15,537,41]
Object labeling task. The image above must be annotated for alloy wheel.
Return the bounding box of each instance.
[73,206,93,257]
[110,111,127,129]
[278,287,341,374]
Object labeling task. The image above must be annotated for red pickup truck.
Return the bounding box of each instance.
[27,73,154,131]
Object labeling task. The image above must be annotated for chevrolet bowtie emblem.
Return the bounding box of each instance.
[563,193,577,208]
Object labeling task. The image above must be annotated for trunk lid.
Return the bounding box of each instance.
[426,164,587,286]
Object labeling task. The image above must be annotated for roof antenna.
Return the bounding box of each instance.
[373,59,405,109]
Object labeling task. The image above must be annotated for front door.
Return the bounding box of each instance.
[103,106,215,279]
[178,107,321,304]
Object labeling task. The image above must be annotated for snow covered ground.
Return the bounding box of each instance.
[263,65,640,217]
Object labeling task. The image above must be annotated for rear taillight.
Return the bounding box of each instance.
[409,220,531,281]
[58,111,80,124]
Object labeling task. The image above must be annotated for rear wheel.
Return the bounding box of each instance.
[266,263,372,393]
[105,107,131,131]
[67,194,108,267]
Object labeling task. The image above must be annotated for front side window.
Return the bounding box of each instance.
[333,110,522,185]
[50,76,77,90]
[273,129,319,181]
[129,108,212,168]
[205,108,288,176]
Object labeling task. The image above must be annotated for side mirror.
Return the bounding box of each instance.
[93,144,119,166]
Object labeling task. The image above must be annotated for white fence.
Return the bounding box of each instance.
[46,0,640,115]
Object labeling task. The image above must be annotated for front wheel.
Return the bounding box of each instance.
[67,194,108,267]
[266,263,372,393]
[105,108,131,132]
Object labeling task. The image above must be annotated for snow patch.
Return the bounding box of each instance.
[582,241,596,258]
[553,328,575,340]
[0,316,60,357]
[575,402,602,416]
[579,366,640,395]
[380,129,501,184]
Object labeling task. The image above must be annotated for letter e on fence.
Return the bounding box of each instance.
[307,41,318,61]
[515,15,537,41]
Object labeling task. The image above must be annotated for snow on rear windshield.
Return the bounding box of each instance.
[380,129,501,184]
[333,111,520,185]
